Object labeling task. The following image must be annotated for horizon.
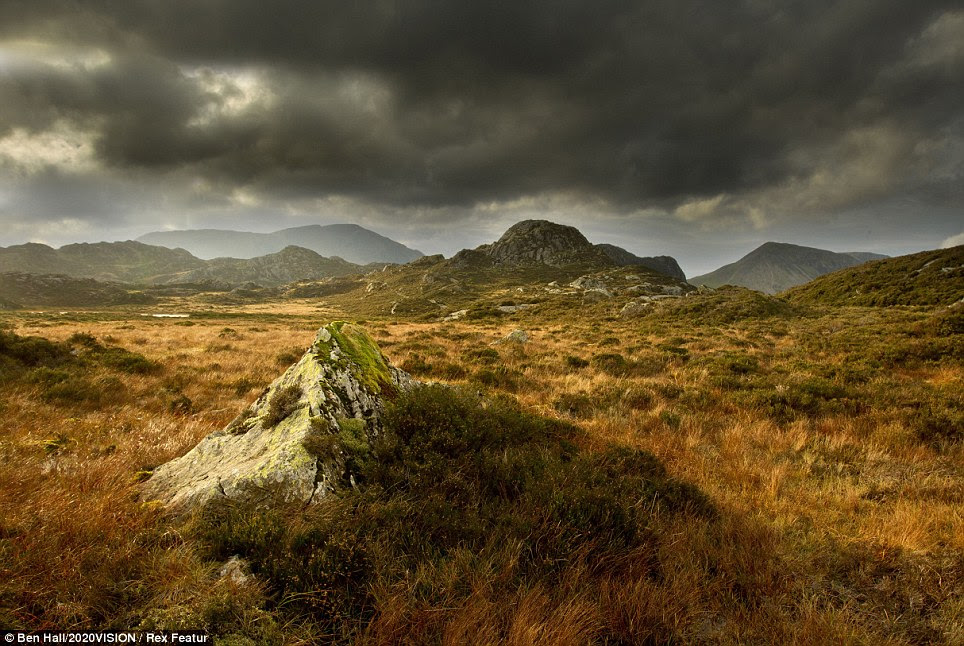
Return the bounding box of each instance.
[2,3,962,277]
[0,217,956,278]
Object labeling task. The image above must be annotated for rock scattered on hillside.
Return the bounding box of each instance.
[498,329,530,344]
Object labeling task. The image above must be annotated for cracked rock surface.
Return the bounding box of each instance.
[142,321,412,512]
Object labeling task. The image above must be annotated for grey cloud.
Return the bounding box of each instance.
[0,1,962,265]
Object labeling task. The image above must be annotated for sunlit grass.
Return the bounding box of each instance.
[0,296,960,642]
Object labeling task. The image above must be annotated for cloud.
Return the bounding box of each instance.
[0,1,961,264]
[942,232,964,248]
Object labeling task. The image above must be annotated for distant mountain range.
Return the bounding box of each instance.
[0,221,688,299]
[689,242,887,294]
[138,223,423,265]
[0,240,372,287]
[783,245,963,306]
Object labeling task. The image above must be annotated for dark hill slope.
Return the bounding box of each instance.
[0,241,204,283]
[138,223,423,264]
[0,272,155,307]
[164,246,363,287]
[783,246,964,307]
[595,243,686,281]
[690,242,886,294]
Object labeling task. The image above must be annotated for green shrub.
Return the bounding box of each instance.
[462,347,500,364]
[98,347,161,375]
[591,353,631,376]
[472,365,520,391]
[553,392,595,418]
[564,354,589,369]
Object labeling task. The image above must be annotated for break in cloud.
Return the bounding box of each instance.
[0,1,962,274]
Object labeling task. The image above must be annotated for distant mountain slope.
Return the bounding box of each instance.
[0,241,205,283]
[595,243,686,281]
[783,246,964,306]
[164,246,363,287]
[0,272,155,307]
[0,241,370,288]
[138,223,423,264]
[689,242,887,294]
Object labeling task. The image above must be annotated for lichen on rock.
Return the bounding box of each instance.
[142,321,413,512]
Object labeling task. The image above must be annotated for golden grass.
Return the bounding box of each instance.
[0,300,961,642]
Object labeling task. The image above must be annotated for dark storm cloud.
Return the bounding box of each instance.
[1,0,959,204]
[0,1,962,264]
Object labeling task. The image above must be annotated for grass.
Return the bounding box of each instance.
[783,245,964,306]
[0,289,961,643]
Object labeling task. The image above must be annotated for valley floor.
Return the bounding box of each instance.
[0,297,961,644]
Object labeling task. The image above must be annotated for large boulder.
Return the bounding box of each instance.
[142,322,412,512]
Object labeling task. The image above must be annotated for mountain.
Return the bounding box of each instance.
[138,223,423,265]
[0,241,205,283]
[0,240,372,289]
[689,242,888,294]
[449,220,615,270]
[595,244,686,281]
[164,246,363,287]
[0,272,156,307]
[783,245,964,306]
[286,219,694,319]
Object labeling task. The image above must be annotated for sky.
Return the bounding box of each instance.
[0,1,962,276]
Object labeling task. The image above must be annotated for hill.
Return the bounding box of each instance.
[783,245,964,306]
[0,273,156,307]
[138,223,423,264]
[0,241,372,291]
[293,220,693,319]
[162,246,364,287]
[0,241,205,283]
[595,243,686,280]
[449,220,613,269]
[690,242,887,294]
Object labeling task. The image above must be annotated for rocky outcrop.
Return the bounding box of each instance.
[142,322,412,512]
[475,220,613,268]
[595,244,687,281]
[497,329,530,344]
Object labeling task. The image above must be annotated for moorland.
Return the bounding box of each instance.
[0,222,961,644]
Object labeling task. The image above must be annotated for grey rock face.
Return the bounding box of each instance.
[477,220,612,267]
[142,322,412,512]
[583,288,613,302]
[498,329,530,344]
[594,244,687,281]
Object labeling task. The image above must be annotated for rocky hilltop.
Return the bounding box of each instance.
[143,322,412,511]
[449,220,685,279]
[595,243,686,281]
[477,220,611,267]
